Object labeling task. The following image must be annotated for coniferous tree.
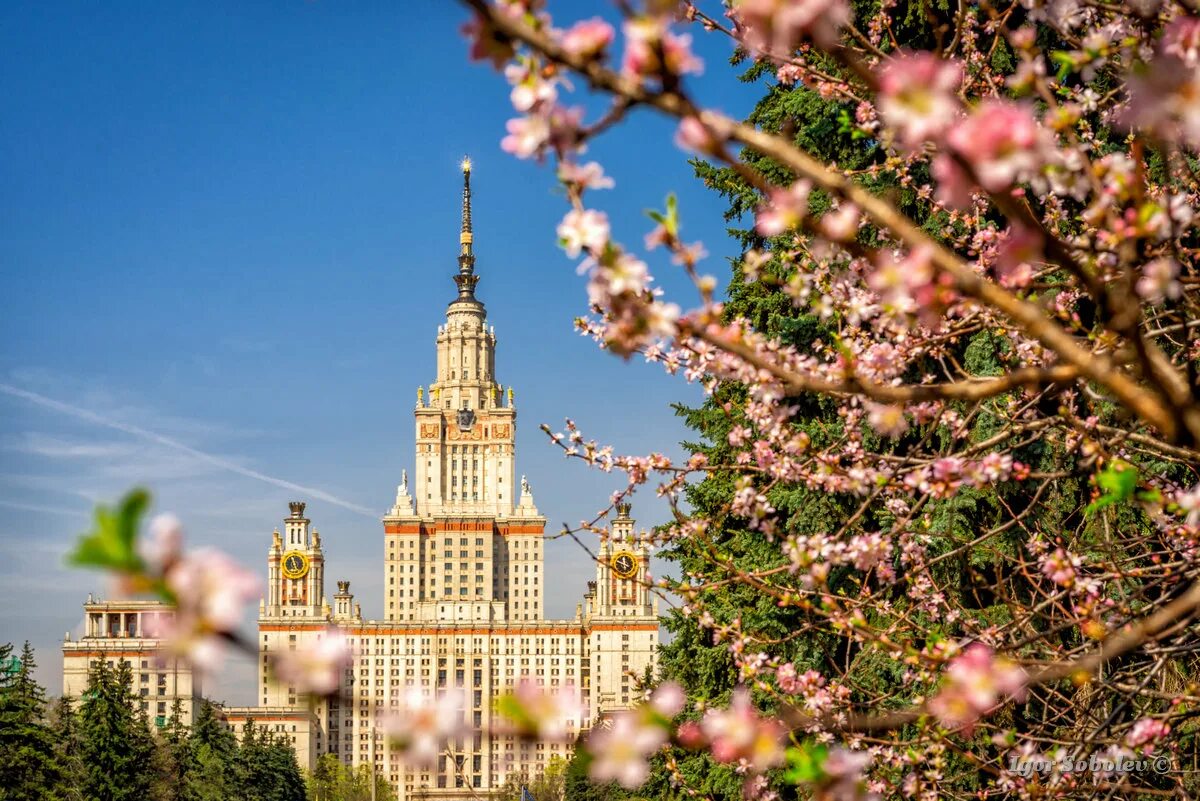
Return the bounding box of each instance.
[183,700,240,801]
[49,695,85,801]
[263,733,307,801]
[157,699,191,798]
[0,641,66,801]
[78,657,154,801]
[238,719,273,801]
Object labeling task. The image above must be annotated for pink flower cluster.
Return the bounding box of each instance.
[586,683,684,788]
[139,515,259,675]
[903,454,1019,498]
[1125,717,1170,753]
[621,17,703,81]
[732,0,853,53]
[928,644,1027,733]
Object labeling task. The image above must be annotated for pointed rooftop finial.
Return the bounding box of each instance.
[454,157,480,303]
[460,157,473,250]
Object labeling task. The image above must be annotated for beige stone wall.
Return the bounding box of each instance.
[222,706,319,772]
[62,599,201,727]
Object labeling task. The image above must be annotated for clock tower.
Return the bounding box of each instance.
[265,501,326,618]
[594,503,653,617]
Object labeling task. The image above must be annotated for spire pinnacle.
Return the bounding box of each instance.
[454,156,480,302]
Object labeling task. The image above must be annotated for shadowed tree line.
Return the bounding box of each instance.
[0,640,338,801]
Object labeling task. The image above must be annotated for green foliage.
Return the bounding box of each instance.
[499,755,568,801]
[1085,461,1138,516]
[783,742,829,785]
[67,489,175,602]
[306,754,394,801]
[78,657,153,801]
[0,641,68,800]
[68,489,150,574]
[0,643,309,801]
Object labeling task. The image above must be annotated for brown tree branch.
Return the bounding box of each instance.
[460,0,1189,442]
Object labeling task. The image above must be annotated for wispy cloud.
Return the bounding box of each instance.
[4,433,136,460]
[0,383,377,518]
[0,499,88,517]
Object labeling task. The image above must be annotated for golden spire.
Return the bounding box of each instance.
[454,156,480,302]
[459,157,473,255]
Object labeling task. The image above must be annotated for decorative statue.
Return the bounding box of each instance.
[492,383,500,403]
[417,386,424,405]
[521,474,530,495]
[507,386,514,405]
[400,469,408,495]
[432,387,441,402]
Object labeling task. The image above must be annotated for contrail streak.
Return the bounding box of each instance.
[0,383,378,518]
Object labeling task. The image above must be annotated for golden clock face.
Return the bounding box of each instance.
[281,550,310,580]
[611,550,638,579]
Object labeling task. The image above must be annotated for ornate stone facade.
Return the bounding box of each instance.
[233,163,659,794]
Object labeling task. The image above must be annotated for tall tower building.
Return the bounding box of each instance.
[224,161,659,798]
[385,158,546,625]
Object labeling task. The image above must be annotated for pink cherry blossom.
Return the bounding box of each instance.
[272,629,351,696]
[865,402,908,439]
[587,252,650,299]
[1040,548,1081,587]
[500,678,584,741]
[586,710,668,788]
[558,160,614,191]
[1128,55,1200,146]
[755,181,813,236]
[1164,16,1200,66]
[1135,257,1181,305]
[1125,717,1170,752]
[928,644,1027,733]
[559,17,614,60]
[501,105,584,161]
[501,114,551,159]
[994,225,1042,289]
[146,547,259,674]
[816,748,875,801]
[700,687,786,771]
[140,513,182,574]
[675,116,726,155]
[945,101,1047,192]
[380,688,470,764]
[876,52,963,148]
[733,0,852,53]
[621,17,703,80]
[558,209,611,257]
[931,152,976,209]
[775,662,800,693]
[461,14,516,69]
[648,681,686,717]
[820,203,860,241]
[505,61,558,112]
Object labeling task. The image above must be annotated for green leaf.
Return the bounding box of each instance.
[1085,463,1138,516]
[645,193,680,237]
[784,741,829,784]
[68,489,151,573]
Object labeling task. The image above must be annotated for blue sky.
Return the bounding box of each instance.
[0,2,754,702]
